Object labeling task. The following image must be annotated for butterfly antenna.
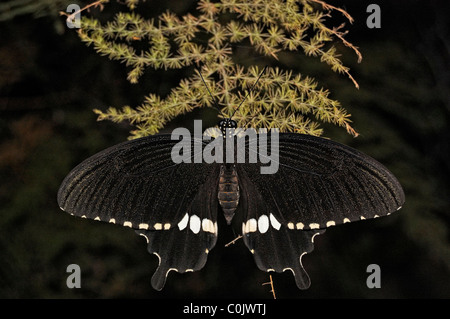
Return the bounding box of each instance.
[195,66,226,118]
[231,65,268,118]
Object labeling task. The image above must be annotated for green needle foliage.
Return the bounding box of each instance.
[74,0,361,139]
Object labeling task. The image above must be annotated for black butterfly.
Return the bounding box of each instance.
[57,69,405,291]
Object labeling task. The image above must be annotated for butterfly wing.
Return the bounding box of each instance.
[136,165,220,290]
[57,135,220,290]
[237,168,325,289]
[237,132,405,289]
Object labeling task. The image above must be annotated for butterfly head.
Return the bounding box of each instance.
[219,118,237,136]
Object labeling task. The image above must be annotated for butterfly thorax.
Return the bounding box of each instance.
[218,164,240,224]
[219,118,237,137]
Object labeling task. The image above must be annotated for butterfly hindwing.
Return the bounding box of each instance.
[237,166,325,289]
[136,164,220,290]
[244,226,325,290]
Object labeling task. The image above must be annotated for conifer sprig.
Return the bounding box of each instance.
[77,0,361,138]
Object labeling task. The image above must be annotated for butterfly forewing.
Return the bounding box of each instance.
[58,135,215,229]
[240,133,404,231]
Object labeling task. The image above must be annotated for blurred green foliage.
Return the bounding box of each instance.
[0,0,449,298]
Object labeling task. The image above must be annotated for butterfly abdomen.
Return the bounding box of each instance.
[218,165,240,224]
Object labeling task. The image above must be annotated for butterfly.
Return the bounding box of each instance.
[57,67,405,291]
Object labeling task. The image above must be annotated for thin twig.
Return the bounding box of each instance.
[309,0,363,65]
[332,24,363,63]
[59,0,109,25]
[262,275,276,299]
[309,0,354,23]
[224,234,242,247]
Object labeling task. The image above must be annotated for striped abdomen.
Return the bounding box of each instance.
[218,165,240,224]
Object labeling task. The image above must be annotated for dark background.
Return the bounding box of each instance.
[0,0,449,299]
